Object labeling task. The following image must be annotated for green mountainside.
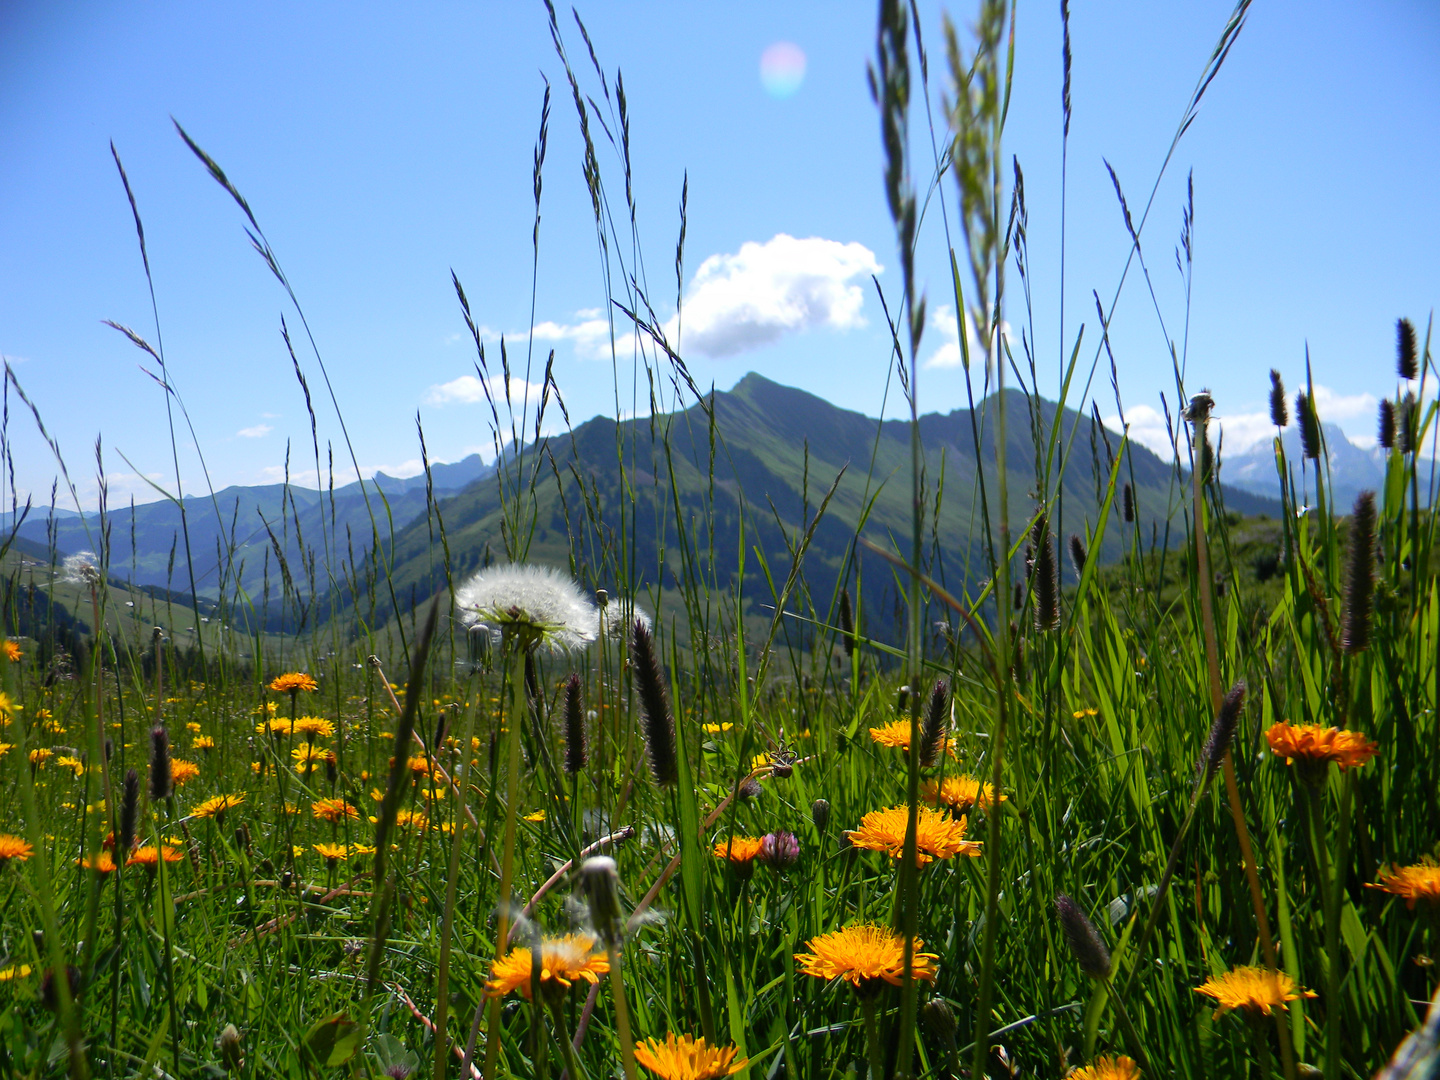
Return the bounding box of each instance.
[349,373,1279,636]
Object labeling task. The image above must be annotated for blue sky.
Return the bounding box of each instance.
[2,0,1437,510]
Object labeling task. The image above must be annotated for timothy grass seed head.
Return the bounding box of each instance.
[631,618,677,786]
[1054,893,1111,979]
[1341,490,1377,654]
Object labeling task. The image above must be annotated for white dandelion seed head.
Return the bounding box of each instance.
[61,551,102,587]
[453,564,598,653]
[598,598,652,641]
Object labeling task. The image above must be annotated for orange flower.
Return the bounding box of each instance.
[1194,965,1316,1018]
[1367,861,1440,909]
[2,640,21,662]
[712,836,765,864]
[633,1033,747,1080]
[1266,721,1378,780]
[127,845,182,868]
[921,775,1005,813]
[313,842,349,863]
[485,934,610,1000]
[1070,1057,1141,1080]
[269,672,318,695]
[190,793,245,820]
[0,834,34,867]
[868,719,955,759]
[170,759,201,786]
[845,806,982,866]
[795,923,938,994]
[79,851,117,874]
[312,798,359,824]
[192,735,215,751]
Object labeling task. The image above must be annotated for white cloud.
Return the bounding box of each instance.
[1311,384,1378,422]
[236,423,272,438]
[530,316,622,361]
[1105,383,1382,460]
[1103,403,1177,459]
[674,234,881,358]
[424,374,546,407]
[922,304,1011,370]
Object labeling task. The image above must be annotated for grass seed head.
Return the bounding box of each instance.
[1401,391,1419,454]
[1342,490,1378,654]
[1122,482,1135,523]
[920,679,950,769]
[563,672,588,774]
[1068,534,1087,578]
[1269,369,1288,428]
[1201,681,1247,779]
[1032,514,1060,631]
[1379,398,1396,449]
[838,588,856,657]
[631,619,677,786]
[148,725,172,802]
[1297,391,1321,460]
[119,768,140,853]
[1054,893,1111,979]
[1398,316,1419,380]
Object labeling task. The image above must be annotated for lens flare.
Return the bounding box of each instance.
[760,42,806,99]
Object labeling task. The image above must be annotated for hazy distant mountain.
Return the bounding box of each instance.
[1221,421,1400,510]
[4,455,494,608]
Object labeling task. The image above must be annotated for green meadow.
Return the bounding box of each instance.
[3,2,1439,1078]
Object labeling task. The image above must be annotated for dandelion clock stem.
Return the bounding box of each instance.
[482,645,527,1080]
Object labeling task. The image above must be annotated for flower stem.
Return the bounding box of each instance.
[549,998,589,1080]
[861,996,884,1080]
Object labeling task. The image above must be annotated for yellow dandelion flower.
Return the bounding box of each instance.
[291,744,333,772]
[633,1033,748,1080]
[395,809,428,830]
[406,755,431,776]
[867,718,956,759]
[523,809,546,823]
[0,692,16,715]
[795,923,938,992]
[1266,721,1378,776]
[259,717,295,737]
[255,701,278,717]
[312,798,359,824]
[170,759,200,786]
[1072,707,1099,719]
[293,716,334,739]
[1070,1056,1141,1080]
[313,842,349,862]
[0,964,31,981]
[54,755,85,777]
[28,747,52,767]
[269,672,318,694]
[1367,861,1440,909]
[192,735,215,751]
[702,723,733,735]
[3,641,22,662]
[0,743,11,757]
[921,775,1005,813]
[127,845,182,868]
[485,933,610,1000]
[0,834,35,867]
[1194,965,1316,1018]
[845,806,983,865]
[190,793,245,820]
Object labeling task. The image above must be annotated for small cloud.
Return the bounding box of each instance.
[530,316,622,361]
[236,423,273,439]
[1311,384,1377,422]
[1102,403,1177,460]
[922,305,1011,370]
[424,373,547,408]
[676,234,881,358]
